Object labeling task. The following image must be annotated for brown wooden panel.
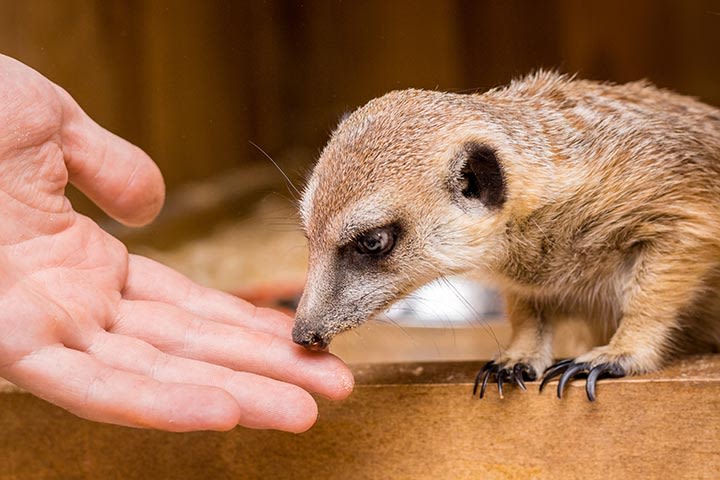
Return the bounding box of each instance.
[0,0,718,222]
[0,356,717,479]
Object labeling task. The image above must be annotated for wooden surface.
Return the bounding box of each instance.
[0,355,718,479]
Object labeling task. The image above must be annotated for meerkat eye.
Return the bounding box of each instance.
[356,228,395,256]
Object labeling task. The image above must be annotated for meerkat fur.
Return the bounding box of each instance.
[292,71,720,399]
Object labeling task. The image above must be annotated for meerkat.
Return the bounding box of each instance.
[291,71,720,401]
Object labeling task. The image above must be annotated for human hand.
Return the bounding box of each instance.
[0,54,353,433]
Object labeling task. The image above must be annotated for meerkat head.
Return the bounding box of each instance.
[292,89,515,350]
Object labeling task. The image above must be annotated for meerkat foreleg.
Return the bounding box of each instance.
[540,246,713,401]
[475,293,553,398]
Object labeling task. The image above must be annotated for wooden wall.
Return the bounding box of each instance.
[0,0,718,217]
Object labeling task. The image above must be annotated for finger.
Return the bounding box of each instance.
[123,255,294,338]
[53,85,165,227]
[112,299,354,401]
[5,345,241,432]
[87,331,319,432]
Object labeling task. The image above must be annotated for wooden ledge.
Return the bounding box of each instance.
[0,355,718,479]
[352,354,720,385]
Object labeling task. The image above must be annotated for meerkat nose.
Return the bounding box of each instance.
[292,329,329,351]
[295,333,328,351]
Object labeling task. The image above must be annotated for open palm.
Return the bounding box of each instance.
[0,55,352,433]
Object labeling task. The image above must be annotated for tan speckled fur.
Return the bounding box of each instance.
[295,71,720,377]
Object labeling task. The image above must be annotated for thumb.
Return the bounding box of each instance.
[55,85,165,227]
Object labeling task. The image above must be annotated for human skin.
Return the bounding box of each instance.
[0,54,353,433]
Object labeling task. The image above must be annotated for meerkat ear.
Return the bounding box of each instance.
[458,143,506,209]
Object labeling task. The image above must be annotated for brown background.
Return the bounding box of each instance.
[1,0,719,222]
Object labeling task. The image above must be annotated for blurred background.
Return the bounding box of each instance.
[1,0,719,362]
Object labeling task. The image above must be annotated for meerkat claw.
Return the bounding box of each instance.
[513,363,537,391]
[474,361,537,399]
[585,363,626,401]
[480,369,493,398]
[513,366,527,391]
[556,362,591,399]
[541,360,626,400]
[497,369,508,398]
[473,360,495,396]
[538,359,573,393]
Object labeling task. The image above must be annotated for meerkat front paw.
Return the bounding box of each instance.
[474,354,552,399]
[539,346,639,401]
